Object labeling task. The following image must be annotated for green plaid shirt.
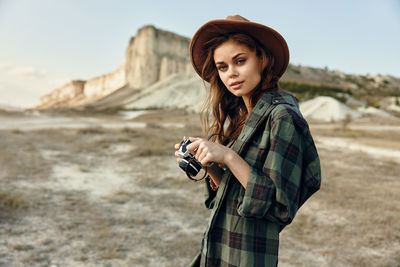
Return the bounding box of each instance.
[190,90,321,267]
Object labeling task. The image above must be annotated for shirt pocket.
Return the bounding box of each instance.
[243,132,270,170]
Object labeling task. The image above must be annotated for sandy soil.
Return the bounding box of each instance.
[0,110,399,266]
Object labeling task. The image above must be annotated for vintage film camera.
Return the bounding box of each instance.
[178,139,205,180]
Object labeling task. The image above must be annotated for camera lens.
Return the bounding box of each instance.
[179,158,201,177]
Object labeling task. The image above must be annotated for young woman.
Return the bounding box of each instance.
[175,15,321,267]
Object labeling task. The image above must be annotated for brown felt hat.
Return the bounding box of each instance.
[190,15,289,82]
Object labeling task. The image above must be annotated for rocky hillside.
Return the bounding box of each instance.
[282,65,400,97]
[35,25,400,112]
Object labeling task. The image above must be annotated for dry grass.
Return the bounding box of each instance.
[105,190,134,204]
[0,193,29,210]
[0,111,399,266]
[12,244,34,251]
[280,127,400,267]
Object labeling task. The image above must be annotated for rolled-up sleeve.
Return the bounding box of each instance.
[237,113,304,226]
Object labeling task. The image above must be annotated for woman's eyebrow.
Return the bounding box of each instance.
[215,53,246,65]
[232,52,245,60]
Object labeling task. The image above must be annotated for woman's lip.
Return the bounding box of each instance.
[230,81,243,89]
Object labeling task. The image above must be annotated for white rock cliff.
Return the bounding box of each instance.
[125,25,192,88]
[36,25,192,109]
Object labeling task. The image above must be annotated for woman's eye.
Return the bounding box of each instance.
[237,59,246,64]
[217,65,227,71]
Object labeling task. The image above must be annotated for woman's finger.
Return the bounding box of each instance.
[196,143,208,162]
[200,154,213,167]
[189,137,201,142]
[186,138,203,154]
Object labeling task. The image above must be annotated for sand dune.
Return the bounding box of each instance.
[300,96,362,122]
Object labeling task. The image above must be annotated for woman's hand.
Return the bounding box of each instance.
[174,136,187,164]
[186,137,250,189]
[186,137,230,167]
[174,136,250,188]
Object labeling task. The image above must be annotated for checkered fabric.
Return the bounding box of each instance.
[190,90,321,267]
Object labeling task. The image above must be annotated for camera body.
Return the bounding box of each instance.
[178,139,203,178]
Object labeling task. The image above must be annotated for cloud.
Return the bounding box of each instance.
[0,64,67,107]
[7,66,48,78]
[0,63,12,70]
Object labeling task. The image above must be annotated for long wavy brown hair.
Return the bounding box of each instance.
[200,33,278,145]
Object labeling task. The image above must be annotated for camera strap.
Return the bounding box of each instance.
[185,157,208,181]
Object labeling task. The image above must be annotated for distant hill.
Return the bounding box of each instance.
[0,103,24,112]
[34,25,400,113]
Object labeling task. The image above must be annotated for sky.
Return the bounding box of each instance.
[0,0,399,108]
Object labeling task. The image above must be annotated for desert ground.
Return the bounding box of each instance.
[0,109,399,267]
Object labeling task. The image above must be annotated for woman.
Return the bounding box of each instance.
[175,15,321,267]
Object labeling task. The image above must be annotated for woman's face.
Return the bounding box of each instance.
[213,40,263,101]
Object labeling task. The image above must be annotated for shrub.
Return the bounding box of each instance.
[280,81,351,102]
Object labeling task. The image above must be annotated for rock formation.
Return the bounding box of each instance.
[36,25,192,110]
[124,25,192,88]
[35,24,400,112]
[37,80,85,109]
[84,65,126,100]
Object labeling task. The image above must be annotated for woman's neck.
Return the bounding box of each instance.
[242,96,252,113]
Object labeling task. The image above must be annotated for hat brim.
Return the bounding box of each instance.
[190,19,289,82]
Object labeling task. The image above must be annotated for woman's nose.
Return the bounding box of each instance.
[228,66,239,77]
